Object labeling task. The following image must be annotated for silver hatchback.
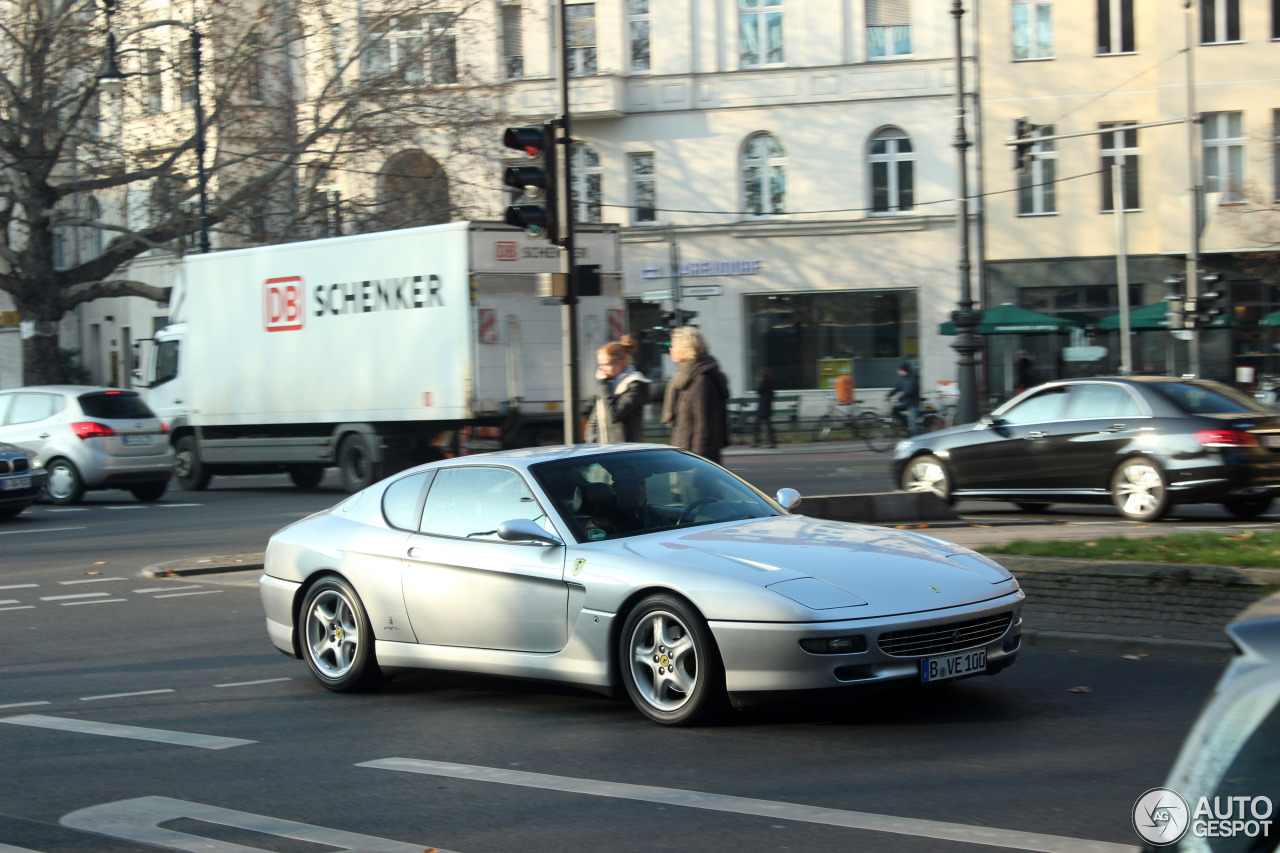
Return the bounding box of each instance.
[0,386,174,504]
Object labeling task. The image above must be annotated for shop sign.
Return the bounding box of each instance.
[641,259,763,279]
[0,311,18,326]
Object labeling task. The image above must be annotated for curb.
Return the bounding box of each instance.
[1020,628,1233,661]
[142,554,265,578]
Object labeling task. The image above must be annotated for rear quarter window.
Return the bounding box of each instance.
[77,392,156,419]
[1148,383,1263,415]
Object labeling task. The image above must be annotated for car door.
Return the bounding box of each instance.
[1051,382,1147,489]
[0,392,63,461]
[400,465,569,653]
[946,386,1070,491]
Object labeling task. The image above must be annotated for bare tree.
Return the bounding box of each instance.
[0,0,505,384]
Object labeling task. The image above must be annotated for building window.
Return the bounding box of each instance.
[430,14,458,83]
[742,133,786,217]
[363,16,424,84]
[566,4,597,77]
[1203,111,1245,202]
[867,0,910,59]
[1201,0,1240,43]
[629,0,650,73]
[1012,0,1053,60]
[1273,0,1279,39]
[143,48,163,113]
[502,4,523,79]
[376,150,450,230]
[1097,0,1135,54]
[629,153,655,225]
[1100,123,1140,211]
[745,291,918,392]
[869,128,914,214]
[1018,124,1057,215]
[571,143,602,223]
[740,0,783,68]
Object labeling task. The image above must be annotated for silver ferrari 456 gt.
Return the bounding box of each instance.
[260,445,1024,725]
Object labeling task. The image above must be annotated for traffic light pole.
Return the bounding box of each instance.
[1182,0,1202,377]
[555,3,581,444]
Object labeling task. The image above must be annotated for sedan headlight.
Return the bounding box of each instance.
[26,454,42,470]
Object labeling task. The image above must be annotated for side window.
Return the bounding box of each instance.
[420,467,547,541]
[8,394,57,425]
[1064,384,1142,419]
[1000,387,1067,425]
[154,340,180,386]
[382,471,434,531]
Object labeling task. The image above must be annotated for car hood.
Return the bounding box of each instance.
[624,515,1016,617]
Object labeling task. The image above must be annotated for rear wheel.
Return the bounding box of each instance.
[619,594,724,726]
[288,465,325,490]
[338,433,383,492]
[129,481,168,502]
[901,454,952,503]
[1223,495,1273,519]
[864,417,896,453]
[300,577,382,692]
[174,436,211,491]
[1111,458,1169,522]
[815,415,833,441]
[44,458,85,505]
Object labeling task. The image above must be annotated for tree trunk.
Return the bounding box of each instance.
[20,317,64,386]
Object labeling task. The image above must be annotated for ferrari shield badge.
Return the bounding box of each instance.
[573,558,586,576]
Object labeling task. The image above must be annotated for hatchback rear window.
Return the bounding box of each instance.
[77,392,156,419]
[1148,382,1266,415]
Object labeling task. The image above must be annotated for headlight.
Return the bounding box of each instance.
[27,454,42,470]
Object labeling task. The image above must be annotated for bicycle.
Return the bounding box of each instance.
[859,405,914,452]
[813,396,861,441]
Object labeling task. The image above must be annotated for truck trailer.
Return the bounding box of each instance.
[136,221,625,493]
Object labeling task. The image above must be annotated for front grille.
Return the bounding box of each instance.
[878,612,1013,657]
[11,457,28,473]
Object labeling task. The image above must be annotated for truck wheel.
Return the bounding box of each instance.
[338,434,383,493]
[174,436,211,491]
[129,482,168,502]
[288,465,325,490]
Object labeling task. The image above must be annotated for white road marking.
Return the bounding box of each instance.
[80,689,175,702]
[0,714,254,750]
[133,585,203,594]
[62,598,127,606]
[0,584,38,590]
[0,526,87,535]
[39,592,108,601]
[0,600,18,605]
[44,508,89,512]
[214,677,291,688]
[104,506,148,511]
[59,577,128,585]
[359,758,1136,853]
[60,796,436,851]
[0,606,35,612]
[0,701,50,710]
[153,589,223,599]
[158,503,203,507]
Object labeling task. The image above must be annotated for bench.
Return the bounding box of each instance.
[729,395,800,443]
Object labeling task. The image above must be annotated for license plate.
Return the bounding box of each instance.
[123,434,155,446]
[1263,435,1280,448]
[920,649,987,683]
[1,477,31,491]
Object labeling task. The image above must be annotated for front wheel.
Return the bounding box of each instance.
[45,458,85,505]
[300,577,381,692]
[619,594,724,726]
[1223,495,1273,520]
[901,454,952,503]
[338,433,383,493]
[1111,458,1170,522]
[129,481,168,502]
[864,416,896,453]
[815,415,833,441]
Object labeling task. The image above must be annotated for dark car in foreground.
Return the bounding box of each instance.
[0,440,45,519]
[894,377,1280,522]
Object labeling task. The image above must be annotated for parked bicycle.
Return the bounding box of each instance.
[813,396,864,441]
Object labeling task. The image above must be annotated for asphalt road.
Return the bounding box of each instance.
[0,453,1252,852]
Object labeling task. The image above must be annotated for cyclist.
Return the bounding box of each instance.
[886,362,920,436]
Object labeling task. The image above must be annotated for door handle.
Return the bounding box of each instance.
[1026,431,1048,440]
[1101,423,1127,433]
[407,547,423,559]
[39,432,50,439]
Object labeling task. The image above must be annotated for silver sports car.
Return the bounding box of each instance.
[260,445,1024,725]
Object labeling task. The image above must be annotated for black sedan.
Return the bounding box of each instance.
[893,376,1280,521]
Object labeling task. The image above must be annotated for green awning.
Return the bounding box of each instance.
[938,303,1077,336]
[1098,302,1232,330]
[1260,310,1280,328]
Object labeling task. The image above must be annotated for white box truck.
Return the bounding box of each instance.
[137,221,625,492]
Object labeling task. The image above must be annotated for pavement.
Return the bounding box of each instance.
[143,436,1278,663]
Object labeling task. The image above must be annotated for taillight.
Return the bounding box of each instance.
[159,421,170,434]
[1195,429,1260,448]
[70,421,116,440]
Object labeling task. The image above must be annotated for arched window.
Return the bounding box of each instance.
[570,143,602,223]
[376,150,450,230]
[869,128,914,214]
[741,133,786,216]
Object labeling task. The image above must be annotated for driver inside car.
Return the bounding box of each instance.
[584,467,670,537]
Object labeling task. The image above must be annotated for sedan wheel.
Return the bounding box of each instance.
[1111,458,1170,522]
[1223,495,1273,520]
[620,594,723,726]
[901,455,952,503]
[45,458,85,505]
[300,577,381,692]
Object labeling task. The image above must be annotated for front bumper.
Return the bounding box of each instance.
[0,470,48,505]
[709,589,1024,695]
[260,573,302,658]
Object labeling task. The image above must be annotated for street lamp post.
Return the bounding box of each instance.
[950,0,981,424]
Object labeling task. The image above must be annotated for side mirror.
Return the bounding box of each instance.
[775,488,801,511]
[497,519,563,546]
[981,414,1000,427]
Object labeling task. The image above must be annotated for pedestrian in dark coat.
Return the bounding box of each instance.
[661,327,730,463]
[753,367,777,448]
[585,335,652,444]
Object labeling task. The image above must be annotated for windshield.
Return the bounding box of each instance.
[529,448,784,542]
[1148,381,1270,415]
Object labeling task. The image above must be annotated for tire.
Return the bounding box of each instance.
[901,454,952,503]
[619,594,724,726]
[338,433,383,493]
[815,415,833,441]
[174,436,211,491]
[864,418,896,453]
[129,481,168,502]
[0,503,29,519]
[1110,458,1170,522]
[44,458,85,505]
[1014,502,1050,513]
[919,412,942,433]
[288,465,325,490]
[1223,495,1273,520]
[299,576,382,692]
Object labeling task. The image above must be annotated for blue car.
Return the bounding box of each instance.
[0,440,45,519]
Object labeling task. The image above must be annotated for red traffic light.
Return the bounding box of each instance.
[503,125,548,157]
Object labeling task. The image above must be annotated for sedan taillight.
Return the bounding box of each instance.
[159,421,170,434]
[1195,429,1260,448]
[71,421,116,440]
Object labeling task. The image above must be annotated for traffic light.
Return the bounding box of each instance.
[674,309,698,327]
[502,121,559,243]
[1013,117,1039,173]
[1193,273,1224,329]
[1163,276,1186,331]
